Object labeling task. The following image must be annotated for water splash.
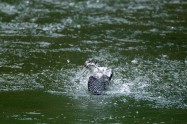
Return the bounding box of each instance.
[54,54,187,108]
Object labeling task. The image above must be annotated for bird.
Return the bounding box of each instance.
[82,59,113,95]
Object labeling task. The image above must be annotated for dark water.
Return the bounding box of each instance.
[0,0,187,123]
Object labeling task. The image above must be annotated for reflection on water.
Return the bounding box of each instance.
[0,0,187,123]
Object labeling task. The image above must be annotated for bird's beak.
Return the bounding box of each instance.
[80,67,87,74]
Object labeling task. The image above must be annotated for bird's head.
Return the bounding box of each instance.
[84,59,97,69]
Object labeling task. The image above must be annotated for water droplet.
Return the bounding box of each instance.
[131,60,138,64]
[136,111,139,114]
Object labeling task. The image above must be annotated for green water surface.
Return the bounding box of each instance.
[0,0,187,123]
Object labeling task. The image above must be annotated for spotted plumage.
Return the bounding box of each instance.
[83,59,112,95]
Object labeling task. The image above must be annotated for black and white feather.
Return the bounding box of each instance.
[83,59,113,95]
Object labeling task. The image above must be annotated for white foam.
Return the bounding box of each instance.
[62,56,187,108]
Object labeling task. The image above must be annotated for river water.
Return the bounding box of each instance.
[0,0,187,123]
